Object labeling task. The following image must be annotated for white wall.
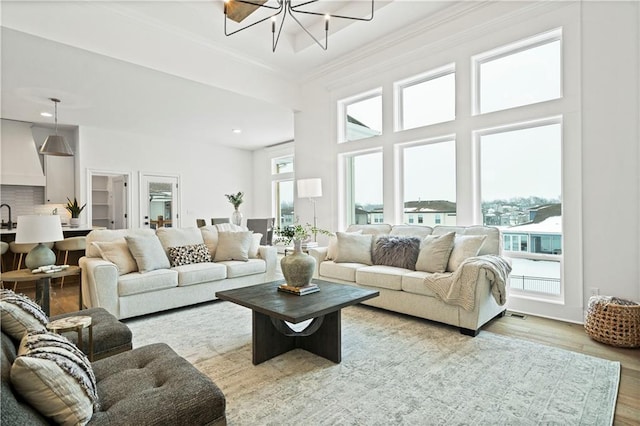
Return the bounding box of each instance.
[78,126,255,228]
[293,1,640,321]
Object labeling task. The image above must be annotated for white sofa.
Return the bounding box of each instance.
[309,224,509,336]
[79,226,279,319]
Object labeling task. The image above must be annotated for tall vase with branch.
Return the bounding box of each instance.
[65,197,86,228]
[225,191,244,226]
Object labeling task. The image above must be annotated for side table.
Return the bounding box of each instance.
[47,315,93,361]
[0,266,82,316]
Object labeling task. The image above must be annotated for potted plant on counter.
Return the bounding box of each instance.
[65,197,86,228]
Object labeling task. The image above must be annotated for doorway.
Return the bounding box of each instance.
[87,170,131,230]
[139,173,180,229]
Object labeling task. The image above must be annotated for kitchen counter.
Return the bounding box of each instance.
[0,225,105,242]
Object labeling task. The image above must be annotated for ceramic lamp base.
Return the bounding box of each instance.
[25,243,56,269]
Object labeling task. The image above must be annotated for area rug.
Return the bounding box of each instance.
[126,301,620,425]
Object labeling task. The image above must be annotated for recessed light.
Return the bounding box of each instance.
[40,112,53,117]
[232,129,242,134]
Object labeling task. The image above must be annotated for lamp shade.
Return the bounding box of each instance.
[15,215,64,244]
[297,178,322,198]
[40,135,74,156]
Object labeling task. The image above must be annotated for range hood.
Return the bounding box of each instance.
[1,119,46,186]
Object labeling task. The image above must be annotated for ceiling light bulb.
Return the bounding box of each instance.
[232,129,242,134]
[40,112,53,117]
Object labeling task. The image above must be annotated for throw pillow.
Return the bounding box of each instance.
[0,289,48,340]
[200,225,219,259]
[248,233,263,259]
[415,232,456,273]
[167,243,212,267]
[92,239,138,275]
[11,330,99,426]
[125,234,171,273]
[371,236,421,270]
[446,235,487,272]
[334,232,373,265]
[214,231,253,262]
[215,223,244,233]
[326,230,362,260]
[155,227,205,257]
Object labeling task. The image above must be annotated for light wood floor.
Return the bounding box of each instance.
[16,281,639,425]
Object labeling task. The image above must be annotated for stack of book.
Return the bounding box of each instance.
[300,241,318,250]
[278,283,320,296]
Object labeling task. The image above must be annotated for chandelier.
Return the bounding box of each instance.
[223,0,375,52]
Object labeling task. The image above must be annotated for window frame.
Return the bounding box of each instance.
[337,88,383,143]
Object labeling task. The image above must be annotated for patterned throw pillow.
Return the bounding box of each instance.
[11,330,99,425]
[167,243,212,267]
[0,289,48,340]
[371,235,421,270]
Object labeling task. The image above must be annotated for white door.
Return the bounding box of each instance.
[112,176,128,229]
[140,174,180,229]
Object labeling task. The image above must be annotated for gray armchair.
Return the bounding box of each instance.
[246,218,274,245]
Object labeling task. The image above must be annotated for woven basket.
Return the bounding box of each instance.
[585,296,640,348]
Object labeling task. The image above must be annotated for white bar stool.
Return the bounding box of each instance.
[54,236,86,287]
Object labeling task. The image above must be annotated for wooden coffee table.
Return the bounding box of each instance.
[216,279,379,365]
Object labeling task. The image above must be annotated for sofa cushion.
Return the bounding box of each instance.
[401,271,445,297]
[167,243,211,267]
[447,235,487,272]
[118,269,178,296]
[156,227,205,257]
[326,230,362,260]
[415,232,456,273]
[0,289,48,340]
[173,262,226,286]
[372,235,421,270]
[222,259,267,278]
[389,225,434,239]
[334,232,373,265]
[319,261,363,282]
[86,228,155,258]
[125,234,171,272]
[214,231,252,262]
[356,265,407,291]
[345,224,392,236]
[11,330,98,426]
[92,239,138,275]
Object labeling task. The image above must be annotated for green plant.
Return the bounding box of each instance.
[65,197,86,218]
[274,220,332,244]
[225,192,244,210]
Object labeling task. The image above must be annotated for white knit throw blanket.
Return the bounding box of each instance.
[424,255,512,311]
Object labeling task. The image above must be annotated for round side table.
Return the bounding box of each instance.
[46,315,93,361]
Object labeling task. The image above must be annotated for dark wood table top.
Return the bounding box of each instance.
[216,279,379,323]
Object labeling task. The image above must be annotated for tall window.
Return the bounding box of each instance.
[339,90,383,142]
[396,65,455,131]
[345,151,383,225]
[401,139,456,226]
[479,120,562,296]
[274,180,294,228]
[474,29,562,114]
[272,156,293,174]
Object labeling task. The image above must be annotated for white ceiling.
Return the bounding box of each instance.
[0,0,457,150]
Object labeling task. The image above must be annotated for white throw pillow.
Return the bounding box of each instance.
[326,230,362,260]
[200,225,219,259]
[415,232,456,273]
[446,235,487,272]
[0,289,48,340]
[214,231,253,262]
[249,233,263,259]
[334,232,373,265]
[92,239,138,275]
[11,330,99,426]
[125,234,171,272]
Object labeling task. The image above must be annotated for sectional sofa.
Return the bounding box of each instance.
[80,225,279,319]
[309,224,511,335]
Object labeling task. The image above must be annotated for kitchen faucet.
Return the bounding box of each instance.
[0,204,12,230]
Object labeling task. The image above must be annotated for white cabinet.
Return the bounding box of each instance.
[44,155,75,204]
[91,175,111,229]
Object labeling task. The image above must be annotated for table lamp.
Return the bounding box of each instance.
[297,178,323,241]
[15,215,64,269]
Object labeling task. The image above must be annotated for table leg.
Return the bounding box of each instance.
[35,277,51,316]
[298,310,341,363]
[76,327,83,353]
[252,311,296,365]
[88,324,93,362]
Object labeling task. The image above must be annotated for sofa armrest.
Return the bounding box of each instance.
[258,246,279,281]
[79,257,120,319]
[308,247,328,279]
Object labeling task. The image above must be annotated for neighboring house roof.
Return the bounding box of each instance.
[507,216,562,234]
[528,203,562,223]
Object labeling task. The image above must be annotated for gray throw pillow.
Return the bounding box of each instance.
[214,231,252,262]
[372,236,421,270]
[334,232,373,265]
[125,234,171,272]
[415,232,456,273]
